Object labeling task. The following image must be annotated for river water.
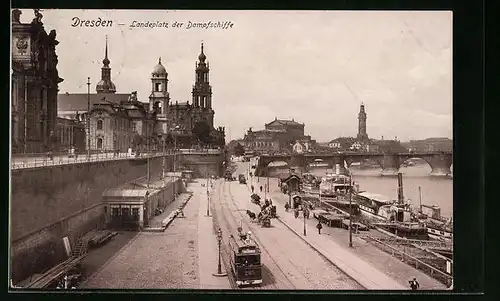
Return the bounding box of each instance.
[268,163,453,219]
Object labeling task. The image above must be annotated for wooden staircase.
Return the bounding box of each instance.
[70,238,88,258]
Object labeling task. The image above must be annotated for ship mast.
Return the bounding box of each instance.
[397,172,404,205]
[418,186,422,213]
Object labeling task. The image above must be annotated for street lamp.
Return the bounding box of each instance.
[348,173,353,248]
[170,125,180,199]
[212,228,227,277]
[86,77,91,161]
[206,148,211,217]
[303,204,307,236]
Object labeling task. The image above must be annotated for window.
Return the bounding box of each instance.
[97,119,103,130]
[97,138,103,149]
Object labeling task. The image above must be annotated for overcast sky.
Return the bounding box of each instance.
[16,9,452,142]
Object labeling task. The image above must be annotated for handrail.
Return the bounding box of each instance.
[365,235,452,284]
[11,149,223,170]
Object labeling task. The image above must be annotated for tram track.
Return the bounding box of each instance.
[222,181,296,290]
[226,182,333,289]
[212,179,295,289]
[213,175,362,290]
[239,174,364,289]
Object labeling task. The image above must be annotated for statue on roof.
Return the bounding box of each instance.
[12,9,21,23]
[129,91,138,102]
[33,9,43,24]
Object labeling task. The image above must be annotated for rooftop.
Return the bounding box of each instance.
[58,93,132,112]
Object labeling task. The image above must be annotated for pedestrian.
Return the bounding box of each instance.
[260,185,263,192]
[284,202,290,212]
[251,185,254,193]
[316,221,323,234]
[409,278,419,290]
[294,209,299,219]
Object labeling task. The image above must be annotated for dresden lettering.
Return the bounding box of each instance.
[71,17,113,27]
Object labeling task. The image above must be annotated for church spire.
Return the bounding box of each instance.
[102,35,110,66]
[96,35,116,93]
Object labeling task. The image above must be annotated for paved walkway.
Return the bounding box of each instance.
[147,191,190,228]
[192,179,231,289]
[254,176,446,290]
[81,191,200,288]
[80,179,230,289]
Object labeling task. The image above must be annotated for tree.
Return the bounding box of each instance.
[192,121,211,145]
[233,142,245,156]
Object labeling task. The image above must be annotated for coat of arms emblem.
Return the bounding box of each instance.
[16,38,28,55]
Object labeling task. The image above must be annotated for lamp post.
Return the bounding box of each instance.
[348,173,353,248]
[162,135,166,185]
[146,117,150,188]
[212,228,227,277]
[171,125,180,199]
[303,205,307,236]
[206,148,211,217]
[86,77,91,161]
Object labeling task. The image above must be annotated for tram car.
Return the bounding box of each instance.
[228,231,263,286]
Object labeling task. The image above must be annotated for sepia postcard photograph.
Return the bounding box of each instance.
[10,9,453,291]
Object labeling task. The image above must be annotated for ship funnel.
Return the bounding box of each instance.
[397,172,404,204]
[335,164,340,175]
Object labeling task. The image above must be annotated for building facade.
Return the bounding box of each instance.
[243,118,315,154]
[11,9,63,153]
[165,43,223,147]
[55,116,86,152]
[58,42,225,152]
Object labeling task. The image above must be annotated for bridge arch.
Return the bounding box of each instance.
[399,153,452,176]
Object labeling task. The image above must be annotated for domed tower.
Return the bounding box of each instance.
[149,57,170,114]
[96,36,116,93]
[357,102,368,141]
[192,42,214,127]
[149,57,170,134]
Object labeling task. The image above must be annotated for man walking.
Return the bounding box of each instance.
[260,185,263,192]
[316,221,323,234]
[409,278,420,290]
[251,185,255,193]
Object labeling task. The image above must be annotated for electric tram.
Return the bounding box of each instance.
[228,230,262,286]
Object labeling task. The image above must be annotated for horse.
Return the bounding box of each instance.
[246,210,257,220]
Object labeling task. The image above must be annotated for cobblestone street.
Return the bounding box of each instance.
[82,191,200,289]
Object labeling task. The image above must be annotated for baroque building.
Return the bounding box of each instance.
[163,43,223,147]
[243,118,315,154]
[11,9,64,153]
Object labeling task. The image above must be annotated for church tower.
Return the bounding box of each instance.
[192,43,214,128]
[149,57,170,134]
[96,36,116,93]
[357,102,368,141]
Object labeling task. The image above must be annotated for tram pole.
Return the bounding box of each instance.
[349,173,353,248]
[213,228,227,277]
[303,207,307,236]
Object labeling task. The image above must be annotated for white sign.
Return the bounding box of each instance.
[63,236,72,257]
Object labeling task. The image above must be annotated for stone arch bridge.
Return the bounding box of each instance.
[255,151,452,177]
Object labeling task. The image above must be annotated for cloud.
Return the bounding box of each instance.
[16,9,452,142]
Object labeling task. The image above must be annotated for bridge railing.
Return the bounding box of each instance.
[10,148,223,170]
